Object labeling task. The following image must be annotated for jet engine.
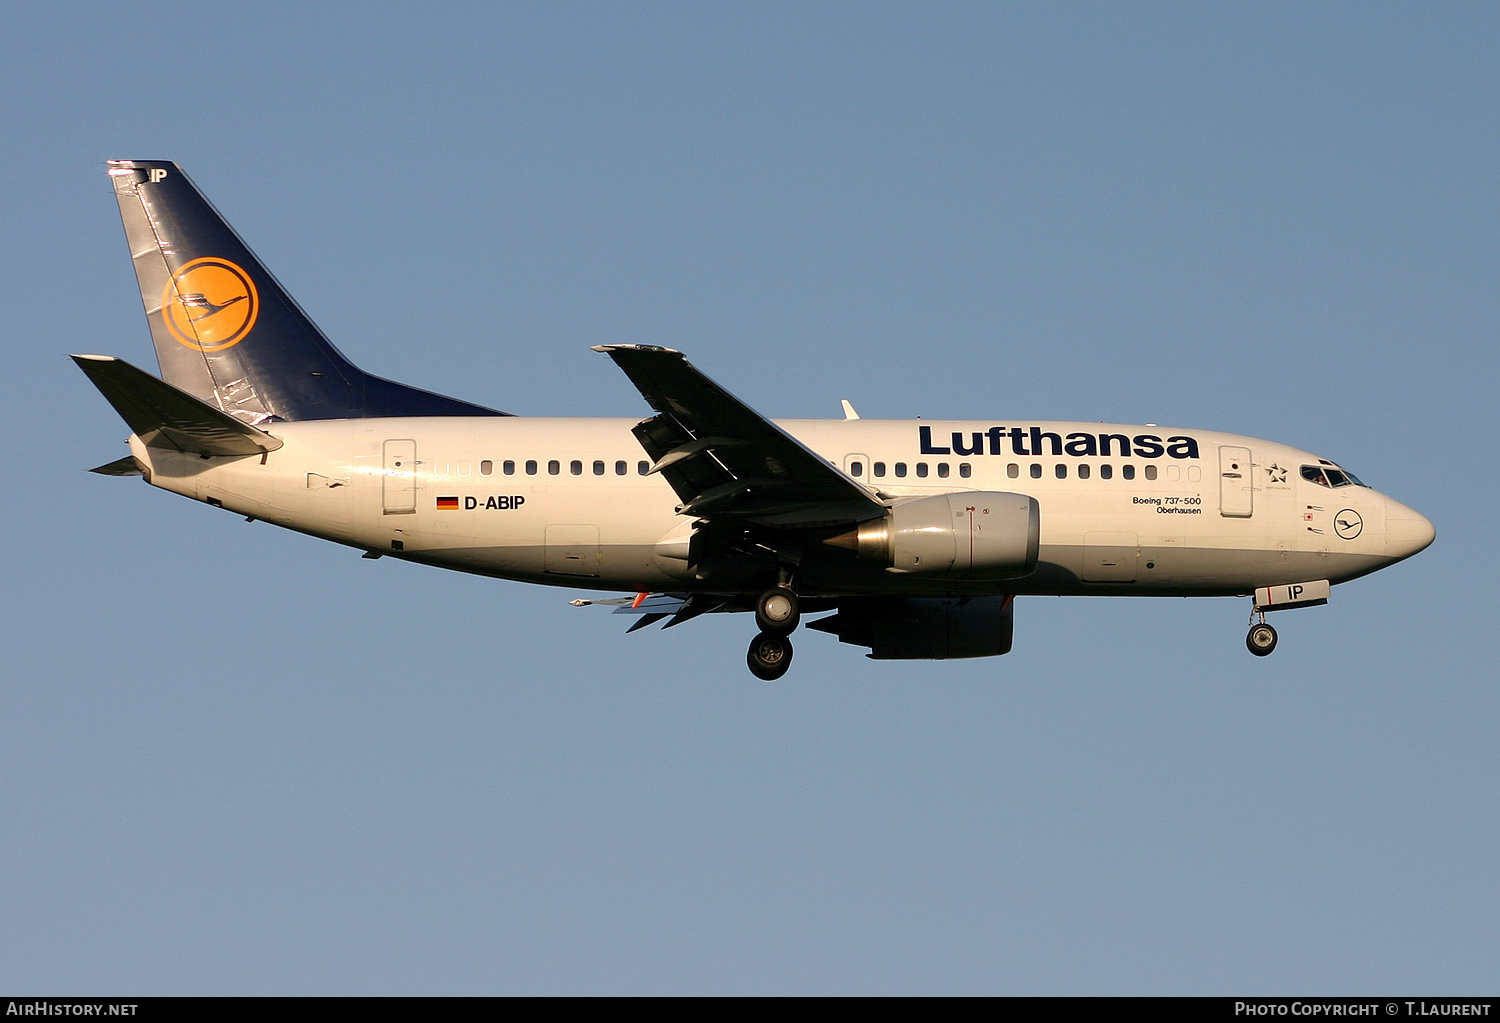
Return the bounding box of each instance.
[826,491,1039,579]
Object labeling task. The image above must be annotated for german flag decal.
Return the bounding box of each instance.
[436,496,460,510]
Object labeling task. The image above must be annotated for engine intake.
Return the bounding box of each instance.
[826,491,1039,579]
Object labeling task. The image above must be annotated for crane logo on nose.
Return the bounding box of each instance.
[1334,509,1363,540]
[161,258,259,351]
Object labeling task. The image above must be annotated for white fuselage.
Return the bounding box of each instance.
[129,416,1432,598]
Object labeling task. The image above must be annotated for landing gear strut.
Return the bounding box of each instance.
[755,585,800,634]
[1246,612,1278,657]
[749,568,800,677]
[747,632,793,680]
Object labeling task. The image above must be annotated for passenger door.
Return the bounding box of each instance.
[1219,445,1253,518]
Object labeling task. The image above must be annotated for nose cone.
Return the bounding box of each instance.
[1385,497,1435,561]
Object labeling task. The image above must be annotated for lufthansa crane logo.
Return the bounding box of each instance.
[1334,509,1363,540]
[161,257,259,351]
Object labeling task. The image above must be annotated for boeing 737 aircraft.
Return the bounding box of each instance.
[77,161,1435,678]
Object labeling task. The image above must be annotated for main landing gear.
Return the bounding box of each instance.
[747,584,801,679]
[755,585,800,634]
[1246,612,1278,657]
[747,631,794,680]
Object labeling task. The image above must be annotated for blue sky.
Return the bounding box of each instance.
[2,1,1495,994]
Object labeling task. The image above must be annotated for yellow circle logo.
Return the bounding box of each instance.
[161,257,259,351]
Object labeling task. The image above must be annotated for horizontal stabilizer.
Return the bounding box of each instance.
[88,455,144,476]
[72,354,283,457]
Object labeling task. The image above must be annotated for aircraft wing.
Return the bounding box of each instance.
[594,345,885,528]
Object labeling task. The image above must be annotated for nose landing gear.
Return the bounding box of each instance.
[1246,612,1278,656]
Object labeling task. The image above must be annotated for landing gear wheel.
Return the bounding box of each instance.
[747,632,793,680]
[754,586,801,634]
[1247,622,1278,657]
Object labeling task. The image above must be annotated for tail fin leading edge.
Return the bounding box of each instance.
[107,160,506,422]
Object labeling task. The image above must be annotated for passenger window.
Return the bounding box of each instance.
[503,460,515,475]
[937,463,950,478]
[1078,463,1090,479]
[959,464,972,478]
[615,460,627,476]
[850,461,863,477]
[1100,464,1112,480]
[1144,465,1157,481]
[593,460,605,476]
[638,460,650,475]
[895,463,908,478]
[526,460,538,475]
[548,460,560,475]
[480,460,493,476]
[457,460,472,478]
[570,460,583,475]
[1030,464,1042,478]
[1122,464,1135,480]
[1007,463,1019,478]
[916,463,929,478]
[1055,464,1067,479]
[873,462,886,478]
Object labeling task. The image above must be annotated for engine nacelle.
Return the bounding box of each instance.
[808,596,1015,659]
[828,491,1039,579]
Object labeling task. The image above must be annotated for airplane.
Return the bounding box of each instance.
[76,160,1435,679]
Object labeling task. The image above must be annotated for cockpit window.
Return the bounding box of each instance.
[1302,464,1363,488]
